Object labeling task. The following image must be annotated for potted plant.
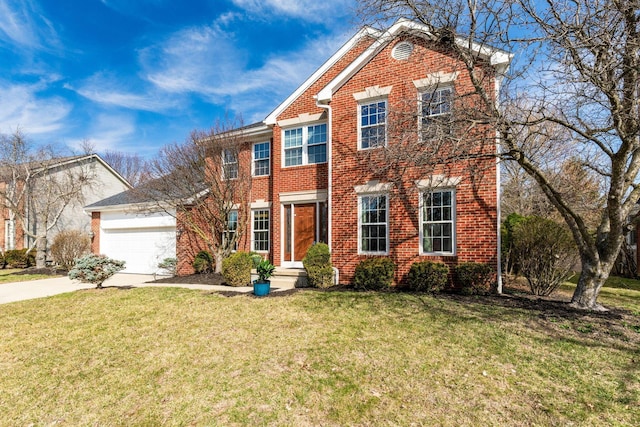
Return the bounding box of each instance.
[254,259,275,296]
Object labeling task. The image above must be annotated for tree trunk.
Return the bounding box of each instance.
[214,251,224,274]
[35,236,47,269]
[571,260,612,311]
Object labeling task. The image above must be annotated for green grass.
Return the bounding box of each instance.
[567,274,640,292]
[0,287,638,426]
[0,268,53,284]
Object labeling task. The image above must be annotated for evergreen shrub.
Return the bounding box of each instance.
[352,257,395,291]
[454,262,494,295]
[406,261,449,292]
[68,254,125,288]
[222,251,253,287]
[302,243,333,288]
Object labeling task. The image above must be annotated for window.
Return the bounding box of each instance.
[222,149,238,179]
[421,189,455,254]
[421,87,453,140]
[4,219,15,250]
[359,100,386,149]
[283,124,327,167]
[222,210,238,251]
[307,124,327,164]
[359,194,388,254]
[253,142,270,176]
[253,209,270,252]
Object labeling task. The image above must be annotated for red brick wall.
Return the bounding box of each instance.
[90,212,100,254]
[329,36,498,284]
[174,31,499,284]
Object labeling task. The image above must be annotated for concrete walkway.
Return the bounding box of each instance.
[0,273,293,305]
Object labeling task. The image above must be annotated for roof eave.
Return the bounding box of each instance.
[264,25,382,125]
[317,19,513,103]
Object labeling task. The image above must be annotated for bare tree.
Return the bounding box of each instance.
[0,129,96,268]
[140,121,252,273]
[100,150,150,187]
[358,0,640,310]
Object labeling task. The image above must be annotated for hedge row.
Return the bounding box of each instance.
[350,258,494,294]
[0,249,36,269]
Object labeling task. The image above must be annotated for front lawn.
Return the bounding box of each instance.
[0,287,638,426]
[0,268,55,284]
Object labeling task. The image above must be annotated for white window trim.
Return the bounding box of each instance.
[222,149,238,180]
[357,98,388,150]
[358,193,390,255]
[419,188,457,256]
[252,141,270,177]
[418,86,454,140]
[281,121,327,168]
[4,219,15,251]
[413,72,458,91]
[251,209,270,253]
[415,175,462,190]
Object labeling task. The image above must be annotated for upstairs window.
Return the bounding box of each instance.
[222,149,238,180]
[253,141,270,176]
[359,100,386,149]
[421,87,453,140]
[283,124,327,167]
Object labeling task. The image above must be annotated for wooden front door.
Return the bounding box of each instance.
[293,204,316,261]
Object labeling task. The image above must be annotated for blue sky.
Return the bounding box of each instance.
[0,0,357,157]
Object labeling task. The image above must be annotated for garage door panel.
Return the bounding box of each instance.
[100,227,176,274]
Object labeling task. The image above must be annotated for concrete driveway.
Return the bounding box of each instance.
[0,274,241,305]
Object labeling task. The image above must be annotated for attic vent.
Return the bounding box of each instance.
[392,41,414,60]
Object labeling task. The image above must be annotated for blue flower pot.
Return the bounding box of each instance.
[253,280,271,296]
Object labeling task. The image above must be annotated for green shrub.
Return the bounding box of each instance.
[352,257,395,291]
[193,250,214,274]
[406,261,449,292]
[222,252,253,287]
[303,243,333,288]
[68,254,125,288]
[512,216,578,296]
[249,252,263,269]
[454,262,494,295]
[50,230,91,270]
[157,257,177,276]
[5,249,35,268]
[0,252,5,269]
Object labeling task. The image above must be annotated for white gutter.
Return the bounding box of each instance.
[315,97,334,255]
[495,74,506,294]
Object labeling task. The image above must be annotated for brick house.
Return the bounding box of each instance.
[175,19,511,285]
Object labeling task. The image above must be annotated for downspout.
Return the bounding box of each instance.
[494,71,505,294]
[315,97,339,285]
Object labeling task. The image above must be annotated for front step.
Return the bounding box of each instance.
[251,268,309,289]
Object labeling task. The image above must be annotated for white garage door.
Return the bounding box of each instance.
[99,211,176,274]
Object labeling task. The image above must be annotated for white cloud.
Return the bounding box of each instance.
[0,0,60,50]
[0,80,71,135]
[66,73,179,112]
[140,22,349,118]
[67,113,136,153]
[231,0,355,22]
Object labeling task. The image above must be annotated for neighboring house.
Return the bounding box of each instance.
[91,19,510,284]
[84,188,177,275]
[0,154,131,257]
